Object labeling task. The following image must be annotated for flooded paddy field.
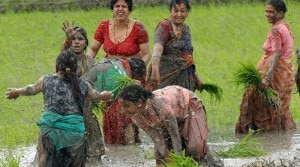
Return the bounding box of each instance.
[10,130,300,167]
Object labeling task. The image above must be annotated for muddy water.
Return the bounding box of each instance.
[14,130,300,167]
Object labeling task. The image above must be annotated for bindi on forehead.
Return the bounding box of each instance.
[176,3,183,8]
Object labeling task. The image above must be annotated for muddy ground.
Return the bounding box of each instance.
[6,130,299,167]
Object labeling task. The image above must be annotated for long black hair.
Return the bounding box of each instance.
[118,84,153,103]
[128,58,146,80]
[56,50,82,102]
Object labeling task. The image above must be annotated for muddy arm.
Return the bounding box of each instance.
[165,115,182,154]
[143,126,168,157]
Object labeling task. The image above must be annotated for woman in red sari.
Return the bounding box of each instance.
[87,0,151,145]
[236,0,296,133]
[148,0,202,91]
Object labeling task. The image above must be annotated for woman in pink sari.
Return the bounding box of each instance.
[236,0,296,133]
[118,84,222,166]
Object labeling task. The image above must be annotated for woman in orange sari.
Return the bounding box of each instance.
[236,0,296,133]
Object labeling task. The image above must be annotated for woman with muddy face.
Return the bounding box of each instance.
[148,0,203,92]
[61,20,95,77]
[87,0,151,146]
[5,50,112,167]
[118,84,222,166]
[236,0,296,133]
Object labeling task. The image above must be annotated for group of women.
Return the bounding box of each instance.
[5,0,298,166]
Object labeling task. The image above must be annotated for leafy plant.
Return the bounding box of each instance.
[201,83,223,102]
[163,151,198,167]
[231,62,280,110]
[217,130,267,158]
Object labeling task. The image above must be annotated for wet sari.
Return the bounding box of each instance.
[148,19,197,91]
[236,22,296,133]
[130,86,208,165]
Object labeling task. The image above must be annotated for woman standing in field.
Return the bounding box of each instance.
[236,0,296,133]
[61,20,95,77]
[61,20,105,164]
[118,84,222,166]
[5,50,112,167]
[87,0,151,145]
[148,0,202,91]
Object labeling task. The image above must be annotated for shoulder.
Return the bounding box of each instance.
[158,19,171,27]
[132,20,148,32]
[97,19,110,28]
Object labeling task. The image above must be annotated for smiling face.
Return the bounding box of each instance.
[170,3,189,25]
[113,0,130,21]
[70,31,86,54]
[265,4,282,25]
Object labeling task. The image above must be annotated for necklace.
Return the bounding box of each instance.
[113,19,129,44]
[170,20,183,33]
[77,55,89,76]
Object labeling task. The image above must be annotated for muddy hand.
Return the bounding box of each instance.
[62,20,78,40]
[6,88,19,99]
[100,91,114,101]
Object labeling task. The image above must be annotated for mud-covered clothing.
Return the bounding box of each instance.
[82,59,139,145]
[37,74,89,167]
[130,86,208,165]
[43,74,88,115]
[148,19,197,91]
[76,54,95,77]
[236,21,296,133]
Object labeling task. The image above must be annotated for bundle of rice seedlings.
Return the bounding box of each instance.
[163,151,198,167]
[232,62,280,110]
[201,83,223,102]
[217,130,267,158]
[94,75,135,113]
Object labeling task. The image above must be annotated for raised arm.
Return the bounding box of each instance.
[6,76,44,99]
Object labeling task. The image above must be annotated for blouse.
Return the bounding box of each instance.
[93,19,149,57]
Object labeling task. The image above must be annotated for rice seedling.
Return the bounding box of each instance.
[216,130,267,158]
[201,83,223,102]
[163,151,198,167]
[231,62,280,110]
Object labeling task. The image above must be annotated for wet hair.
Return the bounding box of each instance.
[118,84,153,103]
[56,50,82,103]
[110,0,133,12]
[128,58,146,80]
[267,0,287,14]
[169,0,191,12]
[73,26,89,50]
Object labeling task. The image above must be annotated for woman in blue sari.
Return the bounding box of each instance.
[148,0,202,91]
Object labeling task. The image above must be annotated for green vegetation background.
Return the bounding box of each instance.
[1,0,300,151]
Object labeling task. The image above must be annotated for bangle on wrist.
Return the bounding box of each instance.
[264,77,270,81]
